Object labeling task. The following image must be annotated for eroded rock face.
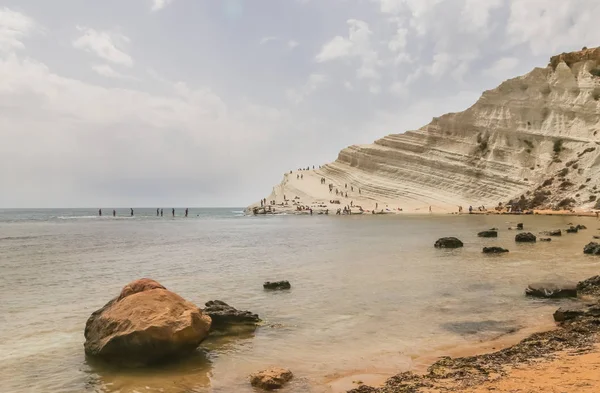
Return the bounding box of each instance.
[478,230,498,238]
[515,232,536,243]
[434,237,464,249]
[263,281,291,290]
[84,279,211,366]
[252,47,600,213]
[250,367,293,390]
[482,247,509,254]
[583,242,600,255]
[203,300,260,330]
[525,282,577,299]
[553,303,600,322]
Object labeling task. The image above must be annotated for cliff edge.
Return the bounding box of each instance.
[251,47,600,214]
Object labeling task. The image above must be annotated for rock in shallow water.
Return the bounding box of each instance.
[478,230,498,238]
[250,367,293,390]
[203,300,260,330]
[515,232,536,242]
[263,281,291,290]
[84,278,211,367]
[541,229,562,236]
[482,247,509,254]
[577,275,600,296]
[434,237,464,248]
[525,282,577,299]
[584,242,600,255]
[566,226,579,233]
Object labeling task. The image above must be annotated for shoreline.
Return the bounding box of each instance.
[336,294,600,393]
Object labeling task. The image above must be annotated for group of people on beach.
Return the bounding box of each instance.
[98,208,189,217]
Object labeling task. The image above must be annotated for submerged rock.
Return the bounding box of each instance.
[541,229,562,236]
[434,237,464,248]
[478,230,498,238]
[515,232,536,242]
[203,300,260,330]
[263,281,291,290]
[482,247,509,254]
[566,226,579,233]
[583,242,600,255]
[525,282,577,299]
[250,367,293,390]
[84,278,211,367]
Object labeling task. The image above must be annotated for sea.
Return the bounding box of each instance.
[1,208,599,393]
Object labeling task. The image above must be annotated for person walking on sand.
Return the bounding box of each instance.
[172,208,175,217]
[157,208,159,217]
[160,208,163,217]
[596,211,599,220]
[130,208,134,217]
[98,209,102,217]
[469,205,473,214]
[185,208,189,217]
[297,174,299,179]
[112,209,116,217]
[376,202,378,210]
[301,174,304,179]
[429,206,432,213]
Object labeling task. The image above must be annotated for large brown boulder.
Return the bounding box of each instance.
[84,278,211,366]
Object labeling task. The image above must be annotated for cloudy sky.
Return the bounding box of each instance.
[1,0,597,208]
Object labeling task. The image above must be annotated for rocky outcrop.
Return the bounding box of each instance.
[434,237,464,248]
[525,282,577,298]
[251,47,600,212]
[577,275,600,296]
[84,279,211,366]
[515,232,536,242]
[264,281,291,290]
[583,242,600,254]
[482,247,509,254]
[250,367,293,390]
[566,226,579,233]
[553,303,600,322]
[203,300,260,330]
[478,230,498,238]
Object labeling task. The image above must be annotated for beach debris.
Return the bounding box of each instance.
[515,232,536,242]
[478,230,498,238]
[434,237,464,249]
[482,247,509,254]
[583,242,600,255]
[541,229,562,236]
[203,300,260,331]
[263,281,292,290]
[525,282,577,298]
[566,226,579,233]
[84,278,211,366]
[249,367,293,390]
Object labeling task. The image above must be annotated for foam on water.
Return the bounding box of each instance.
[0,210,598,393]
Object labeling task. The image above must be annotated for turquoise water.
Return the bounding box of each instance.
[1,210,599,392]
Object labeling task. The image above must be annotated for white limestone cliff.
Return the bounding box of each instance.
[252,48,600,214]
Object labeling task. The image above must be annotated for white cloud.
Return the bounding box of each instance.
[461,0,502,32]
[0,7,35,53]
[483,57,519,78]
[91,64,129,79]
[73,26,133,67]
[260,36,279,45]
[343,81,354,91]
[151,0,175,11]
[286,73,328,104]
[316,19,380,80]
[288,40,299,49]
[388,27,407,52]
